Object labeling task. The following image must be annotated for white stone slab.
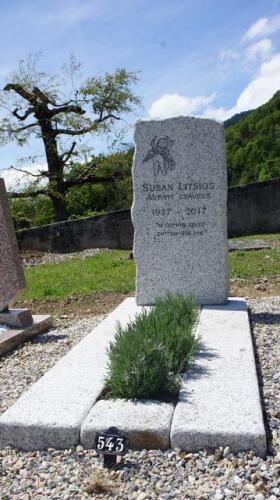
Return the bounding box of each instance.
[0,298,144,450]
[81,399,174,450]
[132,117,229,305]
[170,298,266,456]
[0,314,53,356]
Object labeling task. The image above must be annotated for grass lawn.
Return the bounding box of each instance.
[20,234,280,302]
[230,248,280,279]
[21,251,135,301]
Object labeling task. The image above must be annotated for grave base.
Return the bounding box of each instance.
[0,315,53,356]
[0,298,266,456]
[81,399,174,450]
[170,299,266,456]
[0,308,33,328]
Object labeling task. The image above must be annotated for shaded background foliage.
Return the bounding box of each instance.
[10,147,134,229]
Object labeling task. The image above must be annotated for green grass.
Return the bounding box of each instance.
[21,251,135,301]
[230,248,280,278]
[19,233,280,302]
[230,232,280,279]
[106,294,198,399]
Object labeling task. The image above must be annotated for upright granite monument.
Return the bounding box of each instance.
[0,178,26,312]
[0,178,52,355]
[132,116,229,305]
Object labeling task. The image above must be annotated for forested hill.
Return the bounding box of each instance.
[225,90,280,186]
[224,110,252,128]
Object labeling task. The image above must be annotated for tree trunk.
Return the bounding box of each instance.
[49,185,67,222]
[39,117,68,222]
[47,167,68,222]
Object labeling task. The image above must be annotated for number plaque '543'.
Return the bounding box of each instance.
[95,427,128,456]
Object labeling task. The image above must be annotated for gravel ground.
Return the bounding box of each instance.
[0,316,105,415]
[0,296,279,499]
[22,248,112,267]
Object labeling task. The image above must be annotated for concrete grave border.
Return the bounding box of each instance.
[0,315,53,356]
[0,298,267,456]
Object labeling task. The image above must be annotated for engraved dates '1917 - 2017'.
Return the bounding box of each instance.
[152,206,207,216]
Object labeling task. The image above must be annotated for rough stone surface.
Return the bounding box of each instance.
[0,315,53,356]
[81,399,174,451]
[132,116,229,305]
[228,239,271,252]
[0,308,33,328]
[171,298,267,456]
[0,178,26,312]
[0,298,146,450]
[0,296,279,499]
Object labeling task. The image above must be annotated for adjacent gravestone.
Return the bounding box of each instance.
[132,116,229,305]
[0,178,26,312]
[0,178,52,355]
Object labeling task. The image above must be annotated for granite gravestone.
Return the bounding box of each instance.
[132,116,229,305]
[0,178,26,312]
[0,178,52,354]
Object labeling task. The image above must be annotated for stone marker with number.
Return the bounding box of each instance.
[0,178,52,355]
[132,116,229,305]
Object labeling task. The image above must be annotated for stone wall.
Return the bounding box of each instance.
[18,209,133,253]
[228,178,280,237]
[18,178,280,252]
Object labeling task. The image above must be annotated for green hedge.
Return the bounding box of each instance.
[106,294,198,399]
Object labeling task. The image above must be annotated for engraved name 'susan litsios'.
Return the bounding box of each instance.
[131,116,229,305]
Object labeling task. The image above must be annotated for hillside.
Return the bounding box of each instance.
[224,110,252,129]
[226,91,280,186]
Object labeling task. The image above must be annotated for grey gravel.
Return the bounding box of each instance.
[0,296,279,499]
[22,248,112,267]
[0,316,105,415]
[228,239,271,252]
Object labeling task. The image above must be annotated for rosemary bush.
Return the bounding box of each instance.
[106,294,198,399]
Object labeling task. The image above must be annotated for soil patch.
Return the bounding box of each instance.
[230,276,280,299]
[16,292,132,328]
[15,276,280,329]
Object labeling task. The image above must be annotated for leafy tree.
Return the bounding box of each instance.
[10,195,54,230]
[9,147,134,229]
[66,147,134,214]
[0,56,140,221]
[258,158,280,181]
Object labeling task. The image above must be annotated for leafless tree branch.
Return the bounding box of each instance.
[8,174,124,198]
[61,141,77,162]
[12,107,34,121]
[49,104,85,118]
[4,83,36,103]
[55,114,120,136]
[9,165,48,178]
[0,122,38,133]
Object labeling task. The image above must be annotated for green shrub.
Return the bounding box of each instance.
[106,294,198,399]
[12,212,33,231]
